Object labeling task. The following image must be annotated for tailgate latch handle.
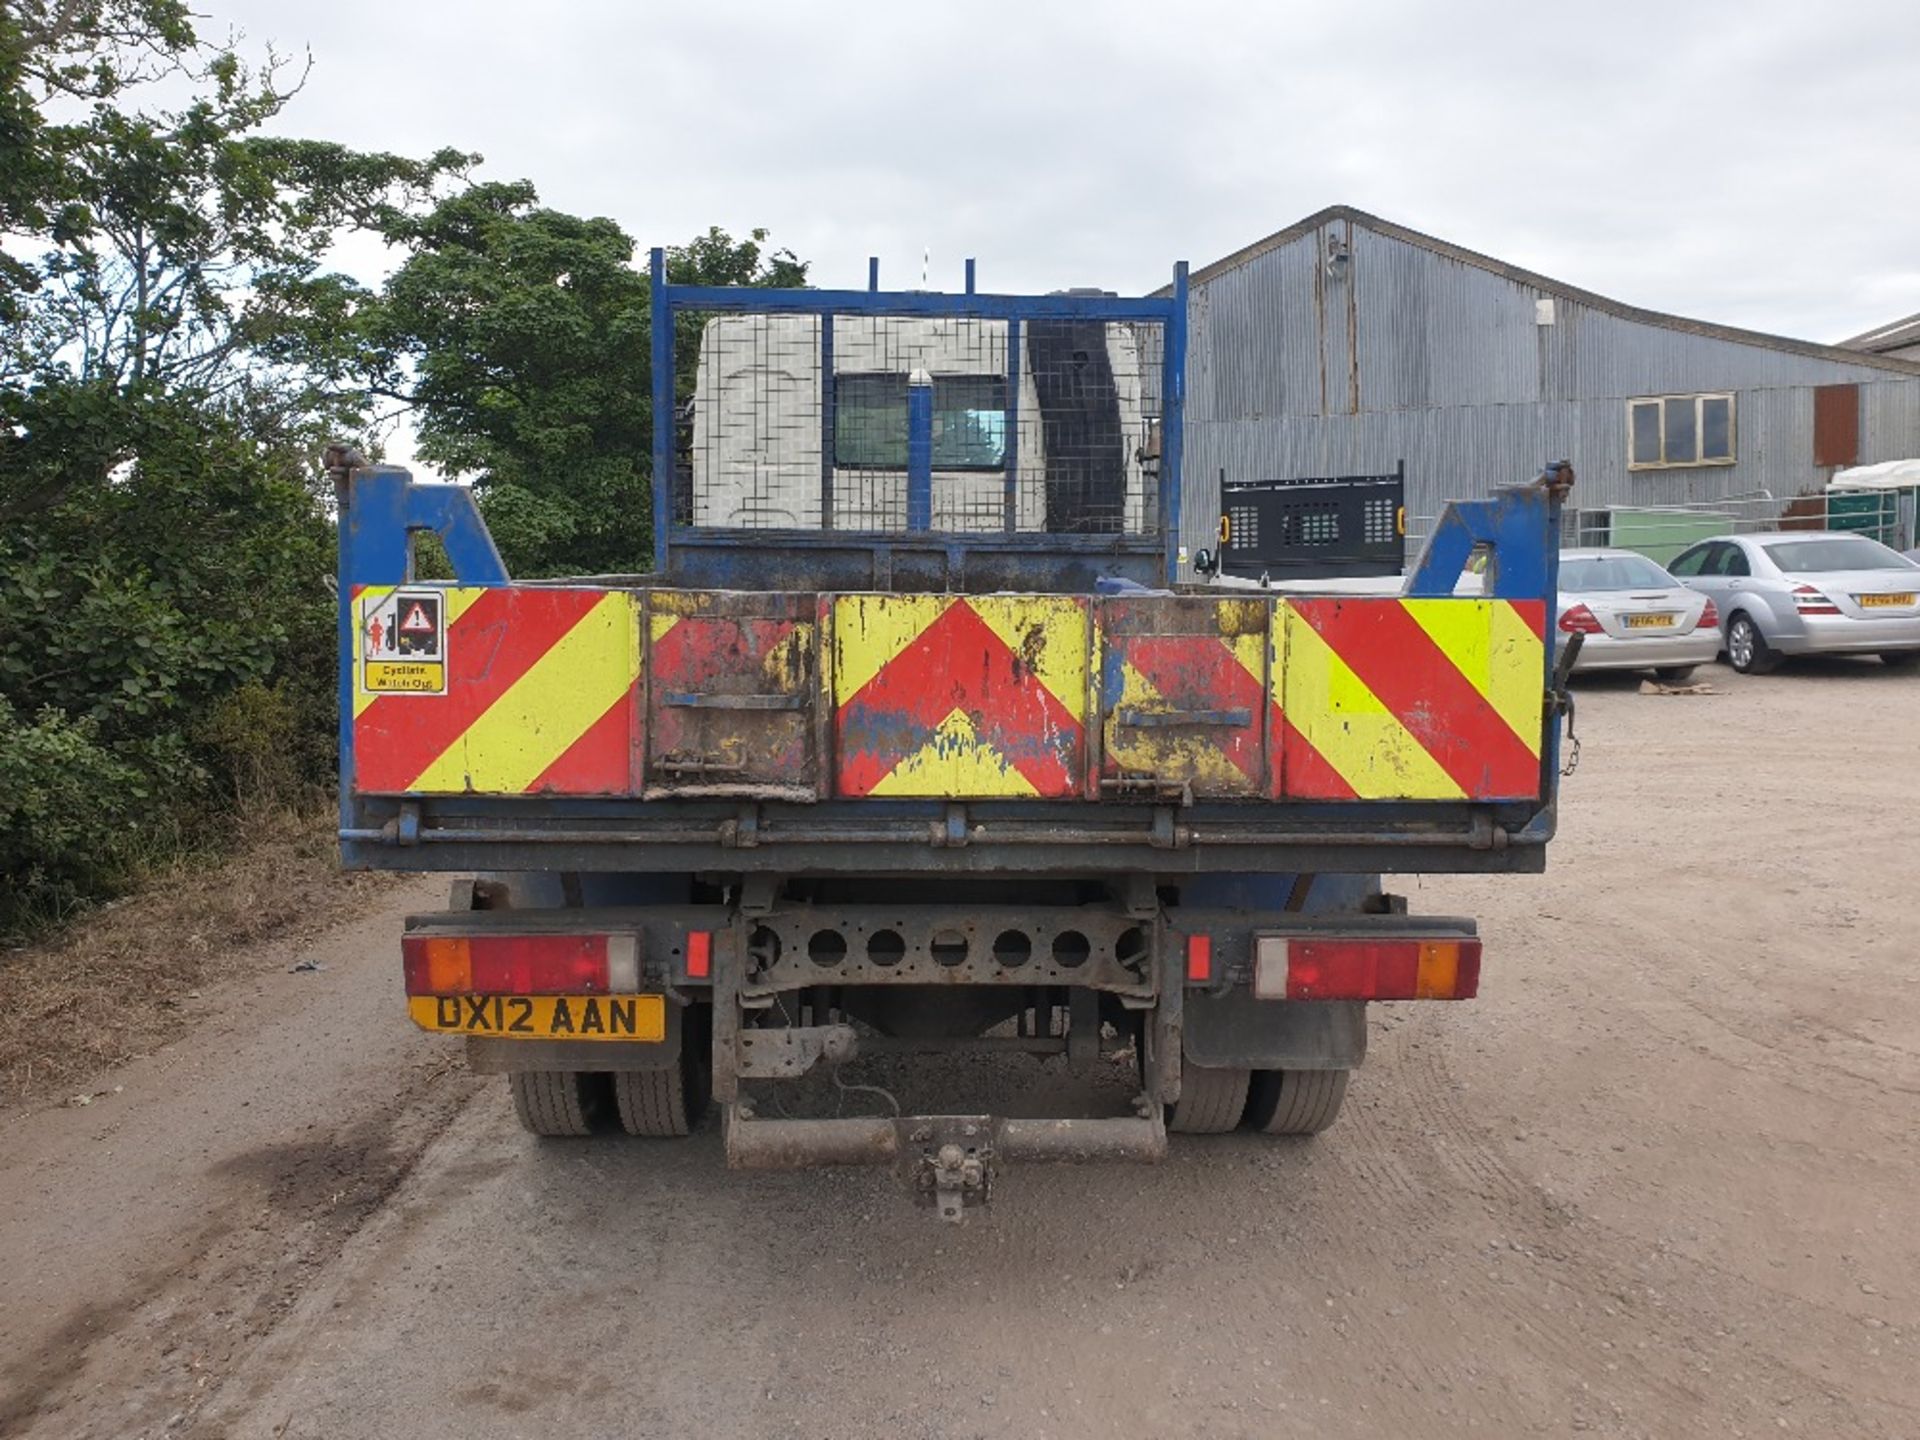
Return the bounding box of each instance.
[1114,707,1253,729]
[663,691,808,711]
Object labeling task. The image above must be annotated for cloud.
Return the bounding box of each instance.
[224,0,1919,345]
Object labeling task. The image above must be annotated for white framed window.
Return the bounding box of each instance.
[1628,393,1735,469]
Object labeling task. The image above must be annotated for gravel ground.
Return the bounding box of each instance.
[2,658,1916,1439]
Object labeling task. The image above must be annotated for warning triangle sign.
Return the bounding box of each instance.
[399,603,436,635]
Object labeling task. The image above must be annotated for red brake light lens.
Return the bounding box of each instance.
[1696,598,1719,631]
[1186,934,1212,983]
[402,933,614,996]
[686,930,712,980]
[1558,603,1603,634]
[1259,937,1484,1002]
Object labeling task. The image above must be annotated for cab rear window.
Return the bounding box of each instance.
[832,374,1008,471]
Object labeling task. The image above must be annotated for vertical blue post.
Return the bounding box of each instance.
[1002,318,1021,533]
[907,369,933,532]
[1161,261,1189,584]
[336,476,357,833]
[819,314,835,530]
[868,256,880,292]
[964,258,976,295]
[650,246,672,574]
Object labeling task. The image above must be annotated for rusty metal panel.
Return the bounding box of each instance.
[645,590,819,799]
[1814,383,1861,467]
[1098,596,1272,798]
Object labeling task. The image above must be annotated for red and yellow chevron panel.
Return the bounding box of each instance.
[348,583,1543,805]
[351,585,641,795]
[1099,597,1272,797]
[832,595,1089,797]
[1279,597,1546,801]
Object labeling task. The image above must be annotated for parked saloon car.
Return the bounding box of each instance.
[1554,549,1721,681]
[1668,532,1920,674]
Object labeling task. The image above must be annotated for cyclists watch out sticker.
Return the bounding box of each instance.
[362,589,445,694]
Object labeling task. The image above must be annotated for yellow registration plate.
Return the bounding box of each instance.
[408,993,665,1041]
[1859,593,1914,608]
[1624,613,1676,629]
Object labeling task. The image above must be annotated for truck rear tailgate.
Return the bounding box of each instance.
[349,586,1546,804]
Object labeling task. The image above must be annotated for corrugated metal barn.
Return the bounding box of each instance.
[1171,206,1920,565]
[1844,311,1920,365]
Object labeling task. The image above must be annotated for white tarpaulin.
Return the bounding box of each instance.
[1829,459,1920,491]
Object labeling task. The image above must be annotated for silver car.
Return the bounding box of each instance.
[1668,531,1920,673]
[1555,549,1720,681]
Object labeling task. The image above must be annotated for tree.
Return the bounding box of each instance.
[0,1,196,311]
[363,197,805,576]
[0,3,467,931]
[3,20,471,503]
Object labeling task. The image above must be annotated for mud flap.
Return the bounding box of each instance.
[1182,992,1366,1071]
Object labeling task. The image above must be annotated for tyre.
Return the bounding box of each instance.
[510,1071,610,1137]
[1882,650,1920,669]
[1650,665,1696,684]
[615,1005,712,1137]
[1724,613,1777,675]
[1245,1068,1349,1136]
[1168,1064,1251,1135]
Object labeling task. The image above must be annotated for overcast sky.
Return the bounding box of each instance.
[221,0,1920,344]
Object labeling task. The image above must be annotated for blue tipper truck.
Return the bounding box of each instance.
[336,254,1573,1219]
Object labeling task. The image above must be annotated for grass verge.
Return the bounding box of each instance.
[0,805,405,1109]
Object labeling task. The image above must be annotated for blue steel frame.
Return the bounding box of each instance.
[648,250,1189,589]
[1406,481,1567,787]
[335,465,509,839]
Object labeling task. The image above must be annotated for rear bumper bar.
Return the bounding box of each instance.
[344,799,1553,877]
[726,1108,1167,1220]
[725,1113,1168,1170]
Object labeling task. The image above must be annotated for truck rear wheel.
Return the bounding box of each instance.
[1168,1064,1251,1134]
[1245,1068,1349,1135]
[614,1065,707,1137]
[510,1071,610,1137]
[614,1007,711,1137]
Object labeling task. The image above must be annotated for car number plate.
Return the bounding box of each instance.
[1624,613,1677,629]
[408,993,665,1041]
[1858,593,1914,608]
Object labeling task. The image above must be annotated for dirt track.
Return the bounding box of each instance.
[3,659,1917,1439]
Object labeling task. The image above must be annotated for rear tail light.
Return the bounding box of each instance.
[401,932,638,996]
[1186,933,1212,983]
[1253,936,1483,1002]
[1558,603,1603,634]
[1695,599,1719,631]
[686,930,712,980]
[1792,584,1841,616]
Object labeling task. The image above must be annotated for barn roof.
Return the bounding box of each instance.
[1167,205,1920,378]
